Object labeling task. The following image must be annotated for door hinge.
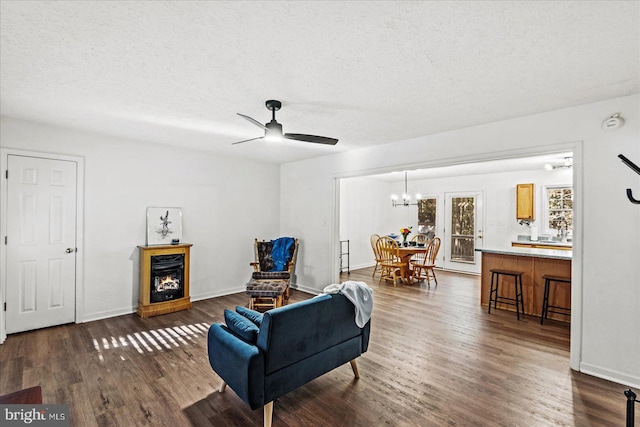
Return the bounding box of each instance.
[3,302,5,312]
[5,170,7,179]
[4,236,6,245]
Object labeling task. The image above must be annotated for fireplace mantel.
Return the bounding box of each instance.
[137,244,192,318]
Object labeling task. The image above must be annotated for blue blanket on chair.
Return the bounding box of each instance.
[271,237,294,272]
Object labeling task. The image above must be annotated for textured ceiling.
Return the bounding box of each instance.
[1,1,638,164]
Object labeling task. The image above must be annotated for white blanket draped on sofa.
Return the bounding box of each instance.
[319,281,373,328]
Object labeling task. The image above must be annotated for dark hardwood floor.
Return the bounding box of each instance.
[0,267,632,426]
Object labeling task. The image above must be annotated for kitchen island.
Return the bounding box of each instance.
[477,247,572,322]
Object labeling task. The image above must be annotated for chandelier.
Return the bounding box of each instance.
[391,172,421,207]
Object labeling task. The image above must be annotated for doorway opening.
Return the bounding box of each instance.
[335,145,581,370]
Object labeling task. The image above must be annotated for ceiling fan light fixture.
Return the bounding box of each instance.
[265,134,282,142]
[233,100,338,146]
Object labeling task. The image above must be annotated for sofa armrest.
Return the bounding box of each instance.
[207,323,265,410]
[361,320,371,352]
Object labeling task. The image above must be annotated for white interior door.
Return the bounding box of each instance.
[5,155,77,333]
[444,191,484,274]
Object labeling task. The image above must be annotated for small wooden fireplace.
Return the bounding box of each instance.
[137,244,192,318]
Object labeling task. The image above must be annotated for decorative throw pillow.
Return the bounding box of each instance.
[224,309,259,344]
[236,305,263,326]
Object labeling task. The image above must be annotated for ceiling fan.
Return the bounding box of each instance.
[232,100,338,145]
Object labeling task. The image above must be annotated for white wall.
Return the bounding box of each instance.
[282,94,640,388]
[340,167,573,270]
[0,117,281,323]
[339,177,394,269]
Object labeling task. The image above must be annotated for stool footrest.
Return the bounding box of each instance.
[493,296,521,304]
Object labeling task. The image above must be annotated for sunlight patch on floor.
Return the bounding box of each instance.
[92,323,210,360]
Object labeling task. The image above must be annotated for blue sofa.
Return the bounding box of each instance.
[207,293,371,427]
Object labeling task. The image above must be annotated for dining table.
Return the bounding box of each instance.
[395,245,428,282]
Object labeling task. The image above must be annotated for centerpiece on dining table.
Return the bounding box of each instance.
[400,227,412,246]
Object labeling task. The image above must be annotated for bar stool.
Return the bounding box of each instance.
[540,275,571,325]
[488,269,525,320]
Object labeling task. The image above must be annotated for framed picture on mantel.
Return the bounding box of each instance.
[146,207,182,245]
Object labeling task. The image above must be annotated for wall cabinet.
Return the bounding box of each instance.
[516,183,535,220]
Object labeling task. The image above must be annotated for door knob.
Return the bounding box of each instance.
[65,248,75,253]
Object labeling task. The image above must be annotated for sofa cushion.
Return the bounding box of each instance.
[236,306,263,326]
[224,309,260,344]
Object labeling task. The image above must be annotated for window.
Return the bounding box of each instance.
[417,198,436,236]
[543,185,573,234]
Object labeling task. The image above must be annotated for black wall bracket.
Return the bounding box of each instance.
[618,154,640,204]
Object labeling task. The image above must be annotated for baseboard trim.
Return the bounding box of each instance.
[80,287,247,323]
[348,262,376,271]
[81,307,137,323]
[191,286,245,302]
[580,362,640,389]
[290,283,321,296]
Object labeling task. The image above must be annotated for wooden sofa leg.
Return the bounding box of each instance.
[350,359,360,379]
[264,401,274,427]
[218,381,227,393]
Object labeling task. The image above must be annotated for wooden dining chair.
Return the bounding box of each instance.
[411,233,431,245]
[410,237,441,286]
[376,236,408,287]
[409,233,431,262]
[370,234,382,278]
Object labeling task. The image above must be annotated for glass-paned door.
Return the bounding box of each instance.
[444,191,483,273]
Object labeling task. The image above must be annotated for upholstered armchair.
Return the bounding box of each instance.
[246,237,299,311]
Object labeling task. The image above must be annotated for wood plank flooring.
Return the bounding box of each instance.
[0,267,633,426]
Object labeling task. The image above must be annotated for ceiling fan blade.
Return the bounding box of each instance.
[237,113,268,131]
[284,133,338,145]
[231,136,264,145]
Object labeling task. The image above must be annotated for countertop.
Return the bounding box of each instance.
[476,247,572,260]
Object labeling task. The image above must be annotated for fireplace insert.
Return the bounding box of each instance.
[150,253,185,303]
